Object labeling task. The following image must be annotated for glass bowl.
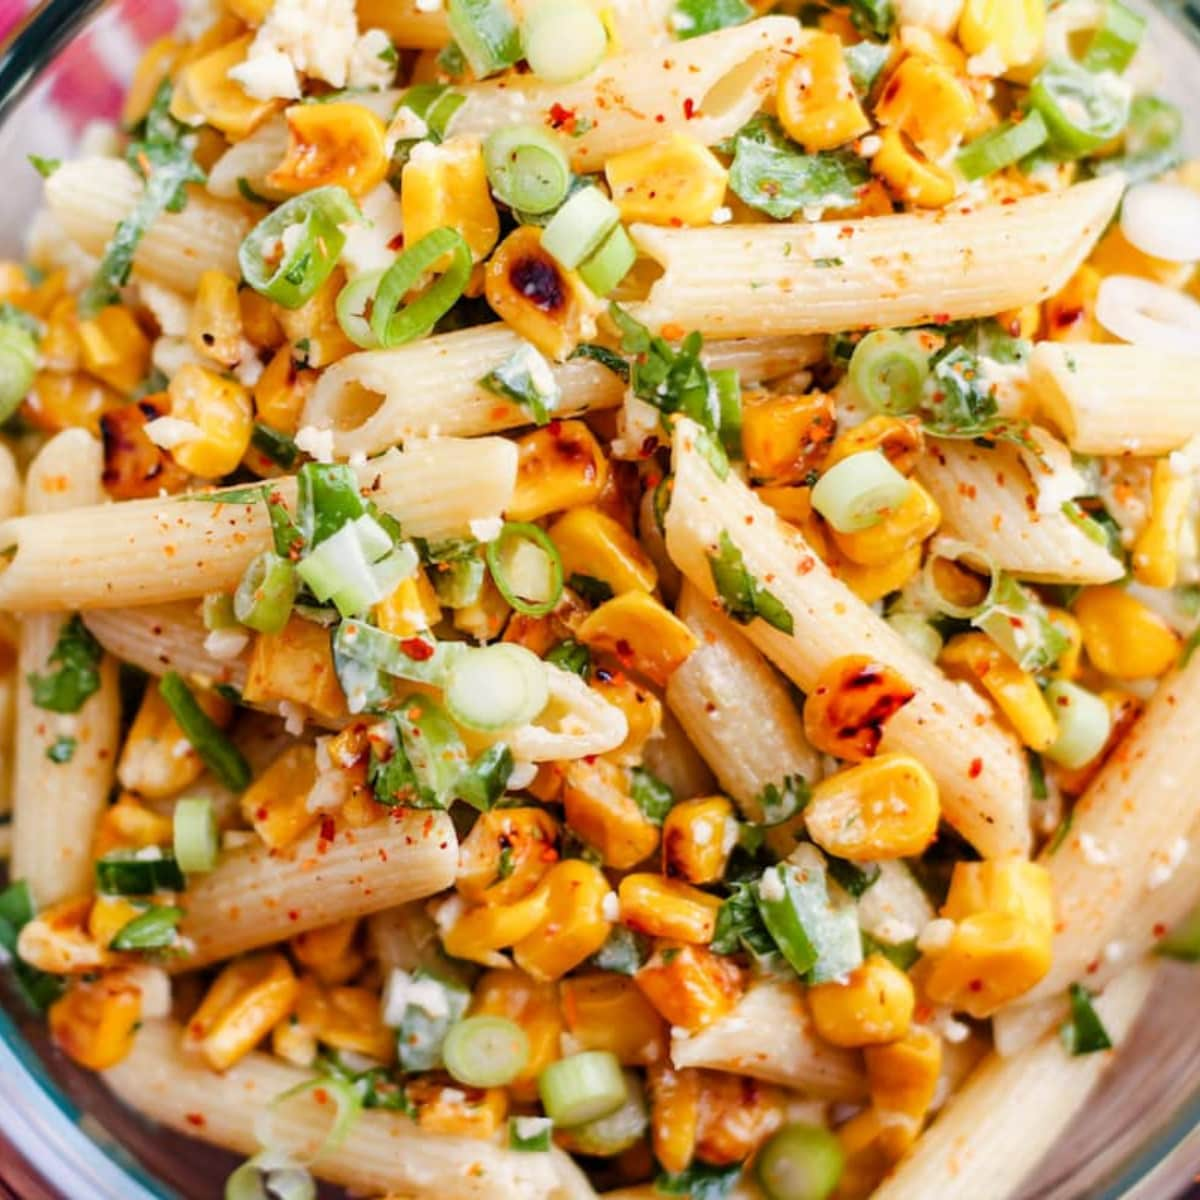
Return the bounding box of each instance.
[0,2,1199,1197]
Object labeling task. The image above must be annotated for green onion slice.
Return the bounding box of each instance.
[480,341,562,426]
[957,111,1049,181]
[755,1122,845,1200]
[369,228,472,349]
[225,1154,315,1200]
[0,320,37,422]
[203,593,239,631]
[95,850,185,896]
[159,671,251,791]
[1029,58,1132,158]
[1060,981,1114,1056]
[484,125,571,215]
[848,329,931,416]
[443,1015,530,1087]
[447,0,522,78]
[234,551,298,635]
[1043,680,1111,769]
[560,1071,648,1157]
[810,450,913,534]
[538,1050,627,1127]
[486,521,564,616]
[1082,0,1146,74]
[522,0,608,85]
[109,904,185,951]
[335,269,384,350]
[173,796,219,874]
[334,620,467,686]
[257,1077,363,1166]
[577,223,637,298]
[541,186,620,270]
[444,643,550,731]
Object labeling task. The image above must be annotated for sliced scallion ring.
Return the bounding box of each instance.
[442,1015,530,1086]
[538,1051,627,1127]
[444,643,550,731]
[755,1122,845,1200]
[0,321,38,421]
[1043,680,1111,769]
[956,111,1049,181]
[1028,58,1131,158]
[447,0,522,78]
[225,1153,315,1200]
[234,550,298,635]
[522,0,608,84]
[577,223,637,297]
[255,1077,363,1167]
[173,795,218,873]
[1095,274,1200,352]
[370,228,472,348]
[486,521,564,616]
[809,450,913,534]
[848,330,931,416]
[541,186,620,270]
[1082,0,1146,74]
[484,125,571,214]
[335,269,385,350]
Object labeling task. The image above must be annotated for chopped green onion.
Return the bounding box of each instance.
[432,556,486,608]
[577,223,637,297]
[486,521,564,616]
[560,1071,648,1156]
[1158,903,1200,961]
[0,319,37,422]
[522,0,608,84]
[335,268,384,350]
[707,529,794,635]
[671,0,752,38]
[630,766,674,825]
[1060,982,1113,1056]
[370,228,472,348]
[567,573,613,606]
[545,637,591,676]
[484,125,571,215]
[372,695,469,808]
[541,187,620,270]
[95,851,185,896]
[225,1154,315,1200]
[754,774,810,827]
[334,620,467,686]
[447,0,522,78]
[263,1076,363,1164]
[296,462,366,547]
[810,450,913,534]
[159,671,251,791]
[974,574,1069,672]
[826,857,880,899]
[239,186,360,310]
[200,595,238,634]
[442,1015,530,1087]
[388,968,472,1070]
[454,742,515,811]
[886,612,943,661]
[756,1122,845,1200]
[444,643,549,731]
[957,111,1049,181]
[109,904,184,951]
[398,84,465,141]
[920,539,997,619]
[538,1051,627,1127]
[1029,59,1131,159]
[712,368,743,458]
[848,330,931,416]
[297,519,418,617]
[1043,680,1110,769]
[173,796,218,874]
[46,735,77,764]
[234,551,298,635]
[1082,0,1146,73]
[509,1116,554,1152]
[251,422,300,471]
[480,341,562,425]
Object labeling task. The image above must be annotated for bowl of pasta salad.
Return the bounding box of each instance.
[2,0,1200,1198]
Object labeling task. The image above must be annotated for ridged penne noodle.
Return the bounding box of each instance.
[45,157,253,294]
[11,431,120,907]
[631,176,1123,338]
[667,582,820,819]
[873,962,1156,1200]
[639,706,718,802]
[302,324,822,459]
[0,438,517,611]
[1030,343,1200,455]
[664,419,1030,859]
[915,440,1124,585]
[0,443,20,821]
[105,1020,581,1199]
[177,810,457,969]
[670,980,866,1101]
[449,19,796,170]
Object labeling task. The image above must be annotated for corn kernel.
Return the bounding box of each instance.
[832,482,941,566]
[250,344,315,435]
[875,57,975,159]
[830,541,924,605]
[694,1070,785,1165]
[100,396,192,500]
[777,31,872,152]
[291,919,363,986]
[17,897,109,975]
[899,26,966,73]
[1046,607,1083,681]
[186,952,299,1071]
[591,667,663,766]
[561,972,668,1066]
[240,743,319,850]
[401,137,500,263]
[456,806,561,906]
[49,974,142,1070]
[605,134,729,226]
[39,294,81,371]
[635,942,743,1032]
[118,684,231,800]
[836,1109,894,1199]
[93,792,175,858]
[512,859,613,981]
[550,506,657,596]
[268,102,390,198]
[189,270,244,368]
[167,363,253,478]
[577,591,699,687]
[864,1026,942,1129]
[443,890,552,965]
[562,757,660,869]
[995,303,1042,341]
[1075,586,1180,680]
[24,371,120,436]
[273,1014,318,1067]
[662,795,736,885]
[871,126,956,208]
[1133,459,1192,589]
[176,35,282,139]
[243,614,348,721]
[619,874,723,944]
[509,420,609,521]
[1044,265,1102,343]
[756,486,832,559]
[78,306,151,395]
[1090,224,1194,290]
[805,754,940,862]
[241,287,285,350]
[741,391,837,486]
[295,977,395,1061]
[824,413,924,475]
[803,655,916,763]
[647,1063,701,1174]
[958,0,1046,69]
[275,269,357,368]
[472,968,562,1094]
[409,1077,508,1139]
[809,954,915,1048]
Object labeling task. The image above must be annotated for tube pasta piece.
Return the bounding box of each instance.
[11,431,120,907]
[0,438,517,612]
[302,323,822,459]
[915,440,1123,585]
[664,418,1031,859]
[448,19,797,171]
[669,980,866,1101]
[640,706,718,802]
[1030,343,1200,456]
[631,176,1124,339]
[667,582,820,819]
[176,809,457,970]
[45,157,253,295]
[104,1020,581,1199]
[872,961,1157,1200]
[507,665,628,762]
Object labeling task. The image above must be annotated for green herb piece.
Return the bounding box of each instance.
[1047,809,1074,855]
[29,155,61,178]
[754,774,810,826]
[973,574,1070,674]
[711,880,776,958]
[95,851,186,896]
[1157,903,1200,962]
[546,638,591,677]
[109,904,185,951]
[1060,982,1113,1055]
[0,880,65,1011]
[845,40,891,96]
[480,342,562,425]
[571,342,631,382]
[27,615,103,714]
[251,422,300,469]
[730,135,869,221]
[707,530,794,635]
[454,743,515,812]
[630,767,674,824]
[368,696,469,809]
[159,672,251,790]
[568,573,614,606]
[509,1116,554,1151]
[1028,751,1048,801]
[46,736,77,764]
[861,930,921,971]
[671,0,752,38]
[827,857,881,899]
[396,970,471,1071]
[655,1160,744,1199]
[590,926,649,975]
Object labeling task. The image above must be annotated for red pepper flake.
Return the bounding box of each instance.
[968,758,983,778]
[319,816,336,843]
[399,637,435,661]
[287,909,300,922]
[548,103,576,131]
[933,312,952,325]
[185,1112,206,1128]
[683,97,697,119]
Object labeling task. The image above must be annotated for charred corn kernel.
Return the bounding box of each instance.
[409,1077,508,1139]
[291,919,362,986]
[899,25,966,73]
[24,371,120,435]
[118,684,231,800]
[275,269,358,368]
[17,898,109,975]
[550,506,657,596]
[809,954,915,1048]
[252,344,315,435]
[188,270,243,367]
[662,796,736,885]
[824,414,924,475]
[561,972,668,1067]
[562,757,661,869]
[485,226,599,362]
[240,287,285,350]
[100,395,191,500]
[577,591,699,687]
[591,668,663,766]
[1075,586,1180,680]
[93,792,174,858]
[176,35,281,139]
[1046,608,1083,681]
[1044,265,1102,343]
[1052,688,1142,796]
[178,12,245,65]
[49,975,142,1070]
[123,36,182,127]
[803,655,916,763]
[78,306,151,395]
[166,363,253,478]
[958,0,1045,69]
[777,31,871,152]
[443,889,552,965]
[1134,459,1192,589]
[647,1064,701,1174]
[509,420,610,521]
[268,102,390,198]
[618,874,723,945]
[919,860,1053,1018]
[240,743,319,850]
[806,754,940,862]
[694,1070,785,1166]
[186,953,299,1071]
[604,134,729,226]
[87,895,146,950]
[756,486,832,559]
[456,807,561,906]
[512,859,613,981]
[295,978,396,1061]
[741,391,837,486]
[832,482,941,567]
[872,127,955,208]
[864,1026,942,1129]
[940,632,1058,751]
[832,541,923,605]
[472,968,562,1093]
[243,614,347,721]
[635,942,743,1033]
[401,137,500,263]
[875,57,975,158]
[272,1014,318,1067]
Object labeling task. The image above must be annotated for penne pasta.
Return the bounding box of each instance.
[666,581,820,819]
[1029,343,1200,456]
[177,809,457,969]
[0,439,517,612]
[639,705,718,802]
[631,177,1123,339]
[664,418,1031,859]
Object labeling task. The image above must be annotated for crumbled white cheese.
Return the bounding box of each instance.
[1020,426,1089,516]
[414,0,443,10]
[233,0,359,101]
[710,206,733,225]
[222,830,259,851]
[204,628,250,660]
[1147,836,1189,890]
[929,1006,971,1044]
[340,182,405,277]
[381,967,414,1027]
[347,29,396,91]
[966,45,1008,78]
[134,845,165,862]
[232,342,266,387]
[151,336,206,379]
[692,818,714,847]
[758,869,786,903]
[917,917,956,953]
[601,891,620,922]
[144,416,205,450]
[873,917,918,945]
[512,1116,552,1140]
[120,965,172,1019]
[139,281,192,338]
[229,48,302,102]
[896,0,964,36]
[1103,940,1126,964]
[278,700,307,735]
[407,977,451,1019]
[469,516,504,544]
[1079,832,1111,867]
[295,425,336,462]
[432,893,466,937]
[859,135,882,158]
